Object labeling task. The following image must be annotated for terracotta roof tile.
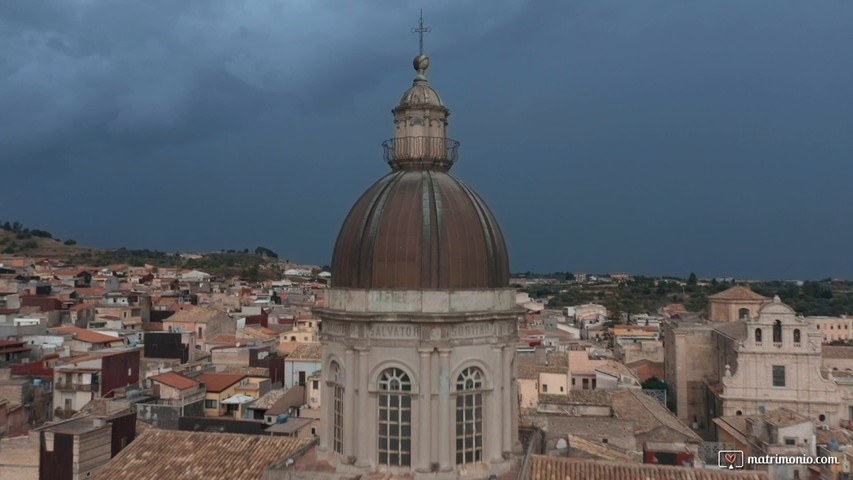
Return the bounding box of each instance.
[540,389,613,406]
[530,456,768,480]
[822,345,853,359]
[286,343,323,361]
[55,348,140,366]
[166,306,224,322]
[612,389,700,443]
[94,430,312,480]
[150,371,200,391]
[708,286,769,301]
[250,389,288,410]
[197,372,246,393]
[75,287,108,296]
[53,326,124,344]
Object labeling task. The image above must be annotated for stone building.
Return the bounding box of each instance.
[314,49,522,479]
[806,315,853,343]
[707,296,843,423]
[665,290,853,440]
[707,286,769,323]
[662,315,718,433]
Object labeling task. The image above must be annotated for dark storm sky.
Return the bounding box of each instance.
[2,1,852,280]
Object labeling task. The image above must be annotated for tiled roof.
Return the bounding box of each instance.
[518,353,570,379]
[222,366,270,377]
[287,343,323,361]
[237,326,277,342]
[70,303,94,311]
[530,457,767,480]
[165,306,223,323]
[761,407,811,427]
[55,348,140,366]
[545,389,613,406]
[197,372,246,393]
[708,286,769,301]
[150,371,200,391]
[53,326,123,344]
[595,360,638,379]
[566,434,637,463]
[266,386,305,416]
[822,345,853,359]
[93,430,312,480]
[612,389,700,443]
[817,428,853,445]
[250,389,288,410]
[713,320,748,340]
[75,287,107,297]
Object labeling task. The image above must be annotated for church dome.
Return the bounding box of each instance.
[331,169,509,289]
[331,53,509,290]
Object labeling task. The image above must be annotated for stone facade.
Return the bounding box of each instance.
[316,289,521,478]
[662,317,717,431]
[709,297,847,425]
[315,45,520,480]
[707,286,769,323]
[666,294,853,440]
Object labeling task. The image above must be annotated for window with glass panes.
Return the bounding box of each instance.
[455,367,483,465]
[378,368,412,466]
[330,362,344,454]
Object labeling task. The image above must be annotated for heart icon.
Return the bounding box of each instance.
[724,453,737,464]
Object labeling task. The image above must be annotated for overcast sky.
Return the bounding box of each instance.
[2,1,852,279]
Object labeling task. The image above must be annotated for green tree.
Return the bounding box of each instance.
[254,246,279,258]
[64,239,77,245]
[687,272,698,286]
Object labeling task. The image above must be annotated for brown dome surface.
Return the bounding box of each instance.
[332,169,509,289]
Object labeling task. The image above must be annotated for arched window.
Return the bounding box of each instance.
[378,368,412,467]
[755,328,762,344]
[773,320,782,343]
[329,361,344,454]
[793,329,801,344]
[739,308,750,319]
[455,367,484,466]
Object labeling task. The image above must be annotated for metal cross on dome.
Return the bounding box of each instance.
[411,9,431,56]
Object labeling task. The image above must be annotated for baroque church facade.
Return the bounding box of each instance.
[665,287,853,437]
[314,50,522,479]
[707,296,845,422]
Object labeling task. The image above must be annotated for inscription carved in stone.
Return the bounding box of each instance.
[369,324,421,339]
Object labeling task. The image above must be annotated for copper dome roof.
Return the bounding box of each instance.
[331,169,509,289]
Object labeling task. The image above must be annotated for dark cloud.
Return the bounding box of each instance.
[1,1,852,279]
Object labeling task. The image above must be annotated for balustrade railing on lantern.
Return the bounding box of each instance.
[382,136,459,166]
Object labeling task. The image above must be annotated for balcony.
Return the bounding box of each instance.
[55,381,97,392]
[382,136,459,169]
